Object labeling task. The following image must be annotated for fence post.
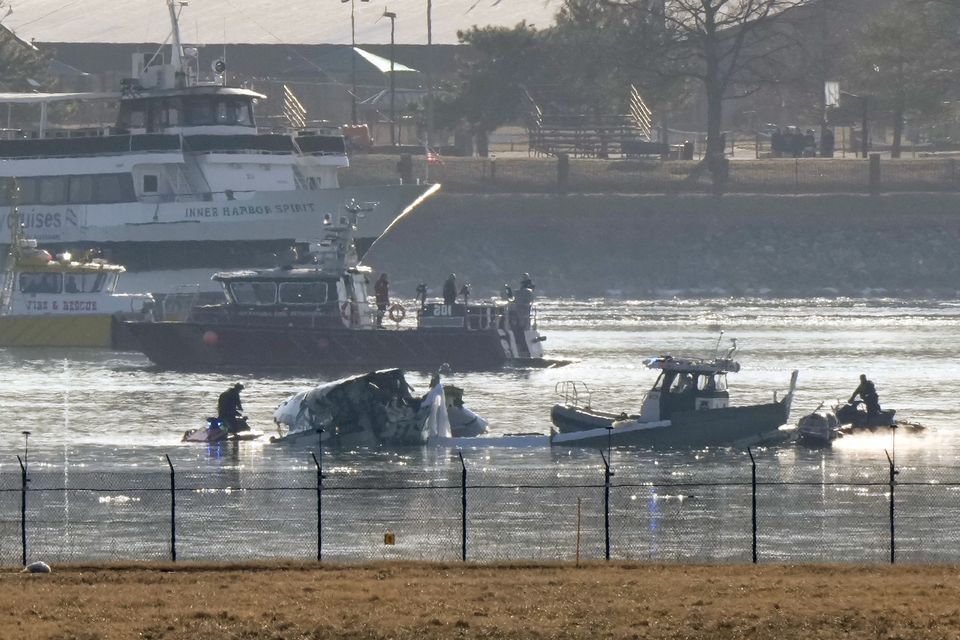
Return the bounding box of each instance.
[311,450,324,562]
[748,447,757,564]
[869,153,881,195]
[459,451,467,562]
[165,454,176,562]
[557,153,569,194]
[885,449,897,564]
[600,449,614,561]
[17,455,26,566]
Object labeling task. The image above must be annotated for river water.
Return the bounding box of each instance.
[2,297,960,564]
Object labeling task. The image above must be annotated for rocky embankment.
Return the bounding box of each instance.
[362,192,960,299]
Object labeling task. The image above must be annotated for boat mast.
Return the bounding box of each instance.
[166,0,187,87]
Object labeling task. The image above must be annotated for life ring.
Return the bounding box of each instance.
[388,303,406,323]
[340,301,352,323]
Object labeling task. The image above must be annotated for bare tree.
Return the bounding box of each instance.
[608,0,811,166]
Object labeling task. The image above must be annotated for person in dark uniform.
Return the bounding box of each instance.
[374,273,389,328]
[442,273,457,305]
[415,282,428,310]
[217,383,247,433]
[459,283,471,305]
[849,374,881,415]
[513,277,535,330]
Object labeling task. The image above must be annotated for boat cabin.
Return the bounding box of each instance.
[116,86,261,136]
[191,265,373,329]
[4,239,151,317]
[639,356,739,421]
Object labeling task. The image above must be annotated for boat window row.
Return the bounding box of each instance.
[0,174,136,205]
[228,281,330,306]
[19,272,109,294]
[118,96,255,132]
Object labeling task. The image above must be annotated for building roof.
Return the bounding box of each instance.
[5,0,563,46]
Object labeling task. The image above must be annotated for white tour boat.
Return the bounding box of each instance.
[0,0,436,296]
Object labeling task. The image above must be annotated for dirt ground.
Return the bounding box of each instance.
[3,562,960,640]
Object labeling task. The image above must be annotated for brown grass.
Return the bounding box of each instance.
[4,561,960,639]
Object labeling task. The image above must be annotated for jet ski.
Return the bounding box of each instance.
[182,417,262,443]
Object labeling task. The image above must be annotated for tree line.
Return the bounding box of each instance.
[435,0,960,161]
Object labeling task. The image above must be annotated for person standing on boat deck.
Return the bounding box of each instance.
[443,274,458,305]
[849,374,881,415]
[217,383,246,433]
[415,282,428,310]
[513,278,535,330]
[374,273,390,328]
[459,283,471,305]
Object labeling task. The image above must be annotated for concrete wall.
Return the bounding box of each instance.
[362,193,960,299]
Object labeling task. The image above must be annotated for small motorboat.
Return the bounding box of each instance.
[271,368,488,447]
[795,405,841,447]
[182,417,262,443]
[550,338,797,449]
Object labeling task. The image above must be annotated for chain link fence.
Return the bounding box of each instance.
[5,451,960,566]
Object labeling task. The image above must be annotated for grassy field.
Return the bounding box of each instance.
[5,562,960,639]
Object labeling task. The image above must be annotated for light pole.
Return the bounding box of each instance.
[426,0,433,153]
[342,0,369,125]
[383,9,397,146]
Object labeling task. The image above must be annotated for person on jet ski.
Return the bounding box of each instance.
[849,374,881,416]
[217,382,248,433]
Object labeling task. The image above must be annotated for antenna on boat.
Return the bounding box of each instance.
[166,0,188,86]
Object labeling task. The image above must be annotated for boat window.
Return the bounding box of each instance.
[142,175,159,193]
[82,272,107,293]
[129,108,146,129]
[669,373,695,394]
[64,274,80,293]
[95,174,136,203]
[279,282,328,305]
[185,98,215,126]
[651,372,665,391]
[165,99,180,126]
[19,272,62,294]
[697,375,725,392]
[230,281,277,305]
[16,178,38,205]
[714,374,728,392]
[232,99,253,126]
[39,177,67,205]
[68,176,95,204]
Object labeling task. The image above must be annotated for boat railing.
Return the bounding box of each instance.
[555,380,592,408]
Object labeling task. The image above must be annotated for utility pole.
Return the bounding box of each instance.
[425,0,434,153]
[383,10,397,146]
[343,0,370,125]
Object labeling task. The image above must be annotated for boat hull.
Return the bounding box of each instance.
[124,320,518,371]
[0,314,114,347]
[551,401,792,449]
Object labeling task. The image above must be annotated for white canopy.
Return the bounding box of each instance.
[353,47,419,74]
